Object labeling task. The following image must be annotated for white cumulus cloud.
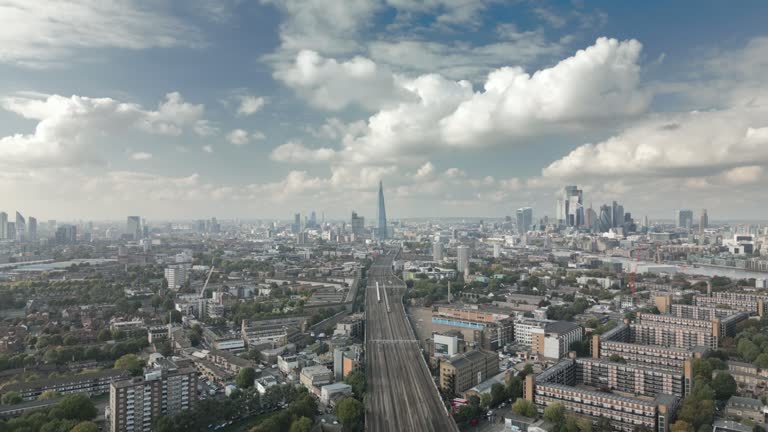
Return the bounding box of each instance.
[276,50,415,111]
[237,95,267,116]
[0,0,202,67]
[270,141,338,163]
[130,152,153,160]
[0,92,206,167]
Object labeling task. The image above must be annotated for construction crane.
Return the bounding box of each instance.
[198,262,215,299]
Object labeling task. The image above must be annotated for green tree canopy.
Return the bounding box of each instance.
[54,394,97,421]
[71,421,99,432]
[511,399,536,418]
[711,373,737,400]
[1,391,22,405]
[543,402,566,423]
[335,397,363,431]
[236,367,257,389]
[344,369,366,399]
[114,354,143,376]
[289,417,313,432]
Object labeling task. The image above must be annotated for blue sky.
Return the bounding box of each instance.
[1,0,767,221]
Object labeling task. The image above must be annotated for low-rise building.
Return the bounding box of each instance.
[2,369,130,401]
[724,396,766,424]
[439,350,499,395]
[320,383,353,404]
[299,365,333,390]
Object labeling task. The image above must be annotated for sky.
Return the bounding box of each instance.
[1,0,768,222]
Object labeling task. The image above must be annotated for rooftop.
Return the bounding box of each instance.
[545,321,580,335]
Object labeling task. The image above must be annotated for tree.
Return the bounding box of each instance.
[55,394,97,421]
[506,376,524,401]
[671,420,692,432]
[543,402,566,424]
[237,367,257,389]
[595,417,613,432]
[38,390,60,400]
[114,354,143,376]
[490,383,506,406]
[511,399,536,418]
[97,329,112,342]
[336,397,363,431]
[344,369,366,398]
[711,373,737,400]
[522,363,534,376]
[480,393,492,409]
[753,353,768,368]
[691,358,713,381]
[289,417,313,432]
[71,421,99,432]
[1,391,21,405]
[608,354,626,364]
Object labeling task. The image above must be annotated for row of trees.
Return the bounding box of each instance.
[0,394,97,432]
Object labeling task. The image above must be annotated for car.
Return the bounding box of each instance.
[321,419,327,423]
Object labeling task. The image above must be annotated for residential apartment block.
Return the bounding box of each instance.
[525,356,680,432]
[693,292,766,317]
[109,359,197,432]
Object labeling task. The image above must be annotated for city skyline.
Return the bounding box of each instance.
[0,2,767,219]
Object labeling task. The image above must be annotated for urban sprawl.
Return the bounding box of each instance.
[1,184,767,432]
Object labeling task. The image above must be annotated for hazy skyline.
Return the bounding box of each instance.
[1,1,768,220]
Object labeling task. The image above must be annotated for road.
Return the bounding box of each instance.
[365,252,459,432]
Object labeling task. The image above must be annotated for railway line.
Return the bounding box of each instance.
[364,252,459,432]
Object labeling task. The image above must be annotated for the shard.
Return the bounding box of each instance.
[377,181,388,239]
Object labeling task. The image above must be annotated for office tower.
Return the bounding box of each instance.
[109,359,197,432]
[48,220,56,233]
[0,212,6,239]
[598,205,612,233]
[126,216,141,240]
[557,185,583,227]
[616,204,624,227]
[643,215,649,228]
[609,201,620,227]
[516,207,533,235]
[433,242,444,262]
[377,181,388,239]
[309,210,317,228]
[28,217,37,242]
[15,212,26,241]
[585,206,598,231]
[456,245,469,275]
[699,209,708,232]
[55,225,77,244]
[350,211,365,238]
[209,217,220,234]
[676,210,694,229]
[493,243,501,258]
[6,222,16,241]
[292,213,301,233]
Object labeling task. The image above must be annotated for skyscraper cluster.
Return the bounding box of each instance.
[557,185,583,227]
[0,211,38,242]
[557,186,634,233]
